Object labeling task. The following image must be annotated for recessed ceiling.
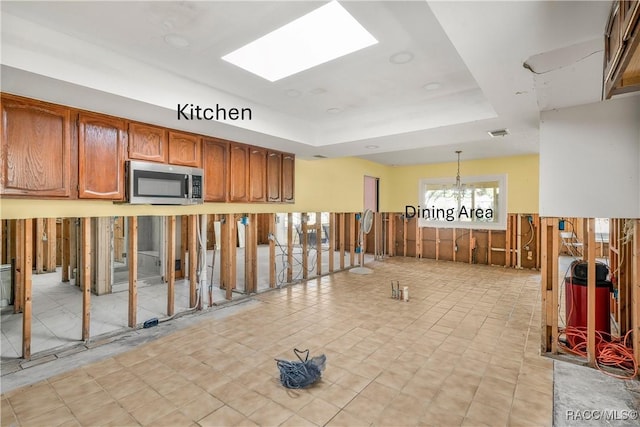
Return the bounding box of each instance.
[0,1,613,165]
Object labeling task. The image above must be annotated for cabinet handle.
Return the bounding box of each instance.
[269,153,278,157]
[284,156,293,160]
[252,150,260,154]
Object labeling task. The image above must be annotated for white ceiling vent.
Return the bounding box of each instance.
[487,129,509,138]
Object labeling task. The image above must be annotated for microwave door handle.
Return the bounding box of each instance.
[185,174,190,199]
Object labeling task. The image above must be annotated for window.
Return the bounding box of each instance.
[412,175,507,229]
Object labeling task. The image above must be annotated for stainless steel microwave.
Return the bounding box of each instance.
[126,160,203,205]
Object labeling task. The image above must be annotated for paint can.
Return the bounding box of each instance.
[403,286,409,302]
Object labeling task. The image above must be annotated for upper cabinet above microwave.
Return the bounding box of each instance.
[604,0,640,98]
[128,122,168,163]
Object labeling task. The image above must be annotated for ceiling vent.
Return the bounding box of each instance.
[487,129,509,138]
[313,154,327,159]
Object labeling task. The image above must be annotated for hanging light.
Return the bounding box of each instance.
[453,150,466,201]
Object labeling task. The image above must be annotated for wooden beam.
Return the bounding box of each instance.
[188,215,198,307]
[585,218,597,367]
[488,231,492,265]
[269,213,276,288]
[167,215,176,316]
[328,213,335,273]
[403,216,407,257]
[226,214,236,299]
[452,228,457,263]
[21,219,33,359]
[540,218,559,353]
[14,219,23,313]
[287,213,293,283]
[45,218,56,272]
[388,214,395,257]
[468,230,474,264]
[61,219,70,282]
[128,217,138,328]
[339,213,345,270]
[81,217,91,341]
[505,215,512,267]
[632,218,640,369]
[179,216,188,279]
[35,218,44,274]
[302,213,308,279]
[316,212,322,276]
[349,214,356,267]
[435,228,440,261]
[245,214,257,293]
[416,219,422,258]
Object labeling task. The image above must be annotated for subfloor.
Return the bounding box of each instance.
[0,257,553,426]
[1,245,366,359]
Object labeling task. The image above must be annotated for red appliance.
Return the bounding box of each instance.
[564,261,612,347]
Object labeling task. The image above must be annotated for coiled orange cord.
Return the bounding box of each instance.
[558,327,637,379]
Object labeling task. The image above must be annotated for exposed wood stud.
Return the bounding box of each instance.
[329,213,335,272]
[435,228,440,261]
[287,213,293,283]
[452,228,457,262]
[14,219,23,314]
[585,218,597,367]
[21,219,33,359]
[269,213,276,287]
[505,215,512,267]
[45,218,56,272]
[128,217,138,328]
[228,215,237,298]
[632,219,640,368]
[167,215,176,316]
[488,231,492,265]
[35,218,44,274]
[350,213,356,267]
[469,229,473,264]
[388,214,395,257]
[62,219,71,282]
[339,213,345,270]
[416,219,422,258]
[245,213,257,293]
[316,212,322,276]
[403,216,407,257]
[302,213,308,279]
[81,217,91,341]
[188,215,198,308]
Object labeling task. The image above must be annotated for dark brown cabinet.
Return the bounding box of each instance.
[249,147,267,202]
[128,122,168,163]
[604,0,640,98]
[282,153,295,203]
[229,143,249,202]
[169,131,201,167]
[78,112,126,200]
[202,138,229,202]
[1,95,72,197]
[266,151,282,202]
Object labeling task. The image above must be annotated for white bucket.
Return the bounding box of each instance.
[403,286,409,302]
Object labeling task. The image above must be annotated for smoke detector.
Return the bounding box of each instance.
[487,129,509,138]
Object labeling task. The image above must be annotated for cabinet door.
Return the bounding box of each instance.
[282,153,295,203]
[1,96,71,197]
[202,138,229,202]
[128,122,167,163]
[78,113,126,199]
[266,151,282,202]
[249,147,267,202]
[168,131,201,167]
[229,144,248,202]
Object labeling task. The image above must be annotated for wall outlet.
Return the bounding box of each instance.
[527,251,533,260]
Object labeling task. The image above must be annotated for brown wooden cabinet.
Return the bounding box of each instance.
[282,153,295,203]
[1,95,72,197]
[249,147,267,202]
[78,112,126,199]
[168,131,201,167]
[128,122,167,163]
[202,138,229,202]
[604,0,640,98]
[229,143,249,202]
[266,151,282,202]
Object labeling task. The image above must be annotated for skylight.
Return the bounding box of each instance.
[222,1,378,82]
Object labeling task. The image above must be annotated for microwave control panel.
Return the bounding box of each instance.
[192,175,203,200]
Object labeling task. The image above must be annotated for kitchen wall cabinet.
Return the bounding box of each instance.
[229,143,249,202]
[249,147,267,202]
[282,153,295,203]
[78,112,126,199]
[202,138,229,202]
[604,0,640,98]
[1,95,72,197]
[128,122,168,163]
[266,151,282,202]
[168,131,201,167]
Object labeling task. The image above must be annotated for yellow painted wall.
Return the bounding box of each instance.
[0,157,391,219]
[0,154,538,219]
[386,154,539,213]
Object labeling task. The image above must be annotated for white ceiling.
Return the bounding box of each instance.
[0,1,613,165]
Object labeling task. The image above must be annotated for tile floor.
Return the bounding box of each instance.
[1,257,552,426]
[1,246,365,358]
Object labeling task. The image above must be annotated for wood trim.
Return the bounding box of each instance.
[81,217,91,341]
[167,216,176,316]
[21,219,33,359]
[128,217,138,328]
[188,215,198,308]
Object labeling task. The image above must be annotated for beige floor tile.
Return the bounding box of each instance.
[226,389,271,417]
[248,400,295,426]
[178,393,224,422]
[297,397,340,426]
[465,400,510,427]
[198,405,247,427]
[343,394,387,423]
[279,414,318,427]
